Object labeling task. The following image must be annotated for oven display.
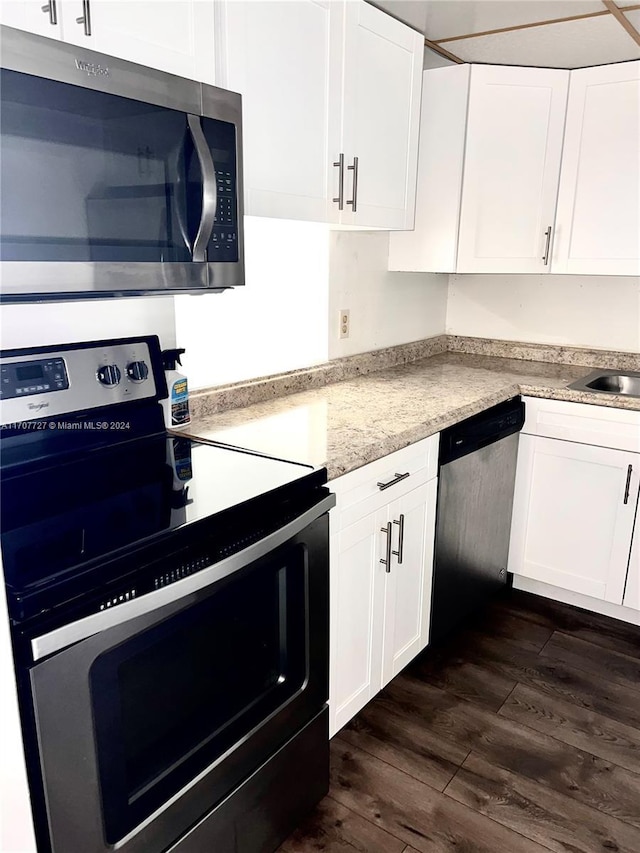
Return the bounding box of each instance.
[0,357,69,399]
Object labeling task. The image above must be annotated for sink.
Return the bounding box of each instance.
[569,369,640,398]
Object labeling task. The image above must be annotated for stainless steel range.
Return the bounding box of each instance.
[0,336,334,853]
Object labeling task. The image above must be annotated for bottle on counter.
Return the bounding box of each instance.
[161,348,191,429]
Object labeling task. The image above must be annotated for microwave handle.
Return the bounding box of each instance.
[187,114,217,262]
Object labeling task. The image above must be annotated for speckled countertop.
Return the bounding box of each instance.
[179,352,640,480]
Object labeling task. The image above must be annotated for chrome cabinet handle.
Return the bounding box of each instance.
[333,153,345,210]
[542,225,553,265]
[76,0,91,36]
[377,471,410,492]
[380,522,393,573]
[41,1,57,25]
[347,156,359,212]
[187,114,217,262]
[624,464,633,505]
[392,514,405,564]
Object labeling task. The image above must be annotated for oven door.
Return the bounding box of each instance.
[28,497,331,853]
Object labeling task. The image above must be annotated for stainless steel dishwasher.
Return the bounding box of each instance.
[430,397,525,644]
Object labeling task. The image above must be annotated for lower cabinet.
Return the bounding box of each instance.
[329,436,438,736]
[623,520,640,610]
[508,399,640,608]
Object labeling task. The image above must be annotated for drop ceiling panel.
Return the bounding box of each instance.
[449,14,640,68]
[372,1,606,41]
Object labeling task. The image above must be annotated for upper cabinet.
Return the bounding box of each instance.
[389,64,569,274]
[0,0,216,83]
[338,1,423,229]
[217,0,423,228]
[216,0,342,222]
[552,61,640,276]
[390,59,640,276]
[0,0,64,39]
[456,65,568,274]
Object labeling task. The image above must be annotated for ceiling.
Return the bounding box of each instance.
[371,0,640,68]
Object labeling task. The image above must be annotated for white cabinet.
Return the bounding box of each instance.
[329,436,438,736]
[1,1,216,82]
[216,0,342,221]
[381,479,436,684]
[552,61,640,276]
[509,398,640,608]
[331,508,386,732]
[217,0,423,227]
[389,64,569,273]
[623,516,640,610]
[509,435,639,603]
[338,0,423,229]
[456,65,568,274]
[0,0,64,39]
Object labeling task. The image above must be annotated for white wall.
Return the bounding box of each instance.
[175,217,330,389]
[0,297,176,350]
[447,274,640,352]
[329,230,448,359]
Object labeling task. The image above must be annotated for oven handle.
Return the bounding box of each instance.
[31,492,336,662]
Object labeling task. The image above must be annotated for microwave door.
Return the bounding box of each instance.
[0,70,207,265]
[83,111,207,264]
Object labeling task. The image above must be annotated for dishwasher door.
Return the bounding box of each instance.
[431,432,519,643]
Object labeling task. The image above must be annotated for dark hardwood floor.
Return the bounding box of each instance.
[278,589,640,853]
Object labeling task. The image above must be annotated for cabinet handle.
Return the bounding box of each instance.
[380,522,393,573]
[377,471,410,492]
[346,156,359,213]
[333,153,345,210]
[542,225,553,265]
[392,514,405,565]
[41,1,57,25]
[624,464,633,505]
[76,0,92,36]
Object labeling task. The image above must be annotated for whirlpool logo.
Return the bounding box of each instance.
[75,58,110,77]
[27,402,50,412]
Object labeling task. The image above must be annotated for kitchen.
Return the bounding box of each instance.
[0,1,639,852]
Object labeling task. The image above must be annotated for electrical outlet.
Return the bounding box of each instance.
[339,309,350,339]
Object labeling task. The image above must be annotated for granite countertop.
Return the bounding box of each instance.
[179,352,640,480]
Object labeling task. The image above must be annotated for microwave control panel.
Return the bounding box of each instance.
[209,167,238,262]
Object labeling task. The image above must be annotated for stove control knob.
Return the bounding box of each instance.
[127,360,149,383]
[96,364,122,387]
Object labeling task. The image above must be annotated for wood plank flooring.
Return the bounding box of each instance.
[278,590,640,853]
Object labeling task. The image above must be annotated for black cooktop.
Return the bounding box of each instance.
[0,431,326,625]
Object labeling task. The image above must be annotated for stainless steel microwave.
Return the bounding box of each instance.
[0,26,244,301]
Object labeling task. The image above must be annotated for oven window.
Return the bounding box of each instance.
[90,546,307,844]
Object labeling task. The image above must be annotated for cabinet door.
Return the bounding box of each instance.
[456,65,568,273]
[0,0,63,38]
[330,508,386,736]
[509,436,639,604]
[381,479,436,687]
[218,0,341,221]
[340,0,423,229]
[60,1,214,82]
[552,61,640,275]
[622,483,640,611]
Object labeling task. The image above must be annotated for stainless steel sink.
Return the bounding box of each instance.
[569,369,640,398]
